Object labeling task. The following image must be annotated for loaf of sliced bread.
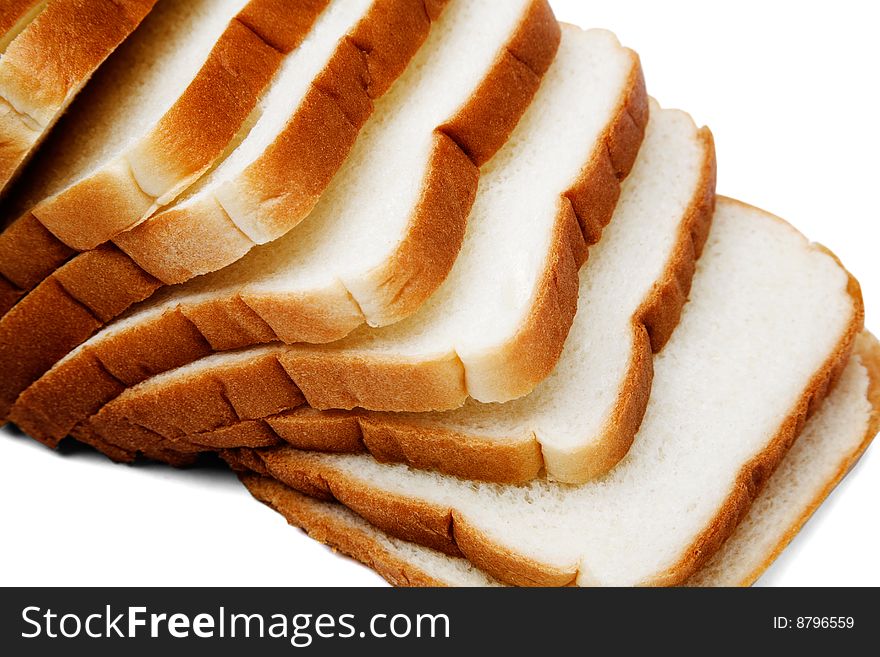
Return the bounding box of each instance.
[71,99,711,485]
[0,0,301,314]
[0,0,156,195]
[229,198,864,586]
[0,0,486,420]
[46,25,646,455]
[239,333,880,586]
[11,18,616,445]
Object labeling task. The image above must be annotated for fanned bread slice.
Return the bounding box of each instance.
[237,335,880,587]
[11,17,602,443]
[229,199,865,587]
[0,0,155,195]
[0,0,472,420]
[74,101,711,485]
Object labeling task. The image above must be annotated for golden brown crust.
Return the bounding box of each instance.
[90,351,307,441]
[0,97,40,195]
[0,0,41,41]
[0,278,101,420]
[0,244,160,421]
[439,0,559,167]
[254,40,645,413]
[10,307,215,446]
[81,57,653,480]
[0,0,156,191]
[0,212,74,314]
[114,0,451,284]
[245,446,576,586]
[545,127,716,483]
[242,474,449,587]
[21,99,699,488]
[0,0,155,123]
[354,131,478,328]
[353,0,562,328]
[235,337,880,588]
[72,421,201,467]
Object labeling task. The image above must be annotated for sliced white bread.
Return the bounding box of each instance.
[0,0,325,312]
[0,0,155,195]
[12,18,612,444]
[227,198,865,587]
[238,333,880,586]
[0,0,470,420]
[71,100,711,485]
[50,25,647,455]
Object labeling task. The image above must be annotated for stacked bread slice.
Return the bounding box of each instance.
[0,0,156,196]
[0,1,876,587]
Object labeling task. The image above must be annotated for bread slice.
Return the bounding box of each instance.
[9,15,588,442]
[69,99,710,485]
[1,0,488,420]
[238,333,880,586]
[0,0,303,311]
[225,198,864,587]
[0,0,155,195]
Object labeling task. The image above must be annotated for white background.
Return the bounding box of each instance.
[1,0,878,587]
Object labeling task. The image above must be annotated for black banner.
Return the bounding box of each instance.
[0,587,874,654]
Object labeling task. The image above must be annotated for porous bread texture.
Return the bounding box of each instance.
[10,0,562,440]
[239,336,880,587]
[240,198,865,587]
[74,100,709,485]
[1,0,461,423]
[0,0,297,309]
[0,0,155,194]
[176,101,714,485]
